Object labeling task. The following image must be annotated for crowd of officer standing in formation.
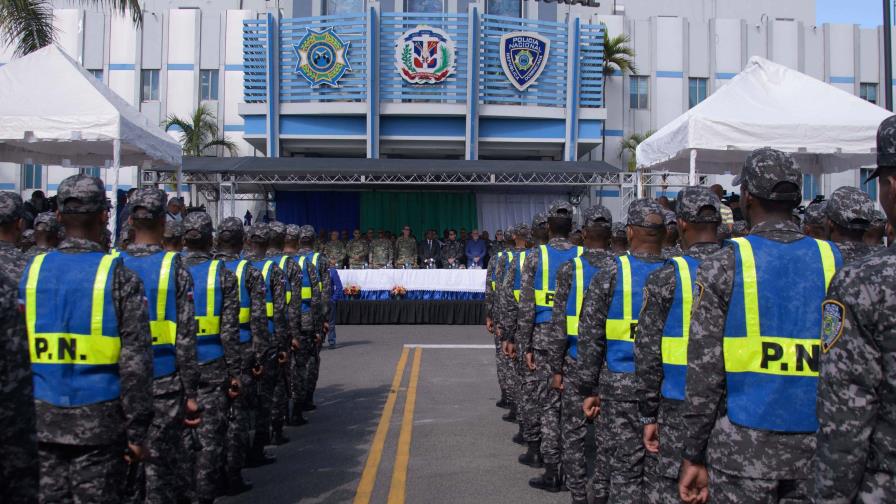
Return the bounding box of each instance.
[484,117,896,504]
[0,174,339,503]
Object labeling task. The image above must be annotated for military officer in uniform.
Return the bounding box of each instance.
[633,187,722,504]
[486,225,512,409]
[346,229,369,269]
[440,229,465,269]
[21,174,153,503]
[611,222,629,254]
[575,199,667,503]
[369,231,394,269]
[119,188,202,503]
[824,186,877,264]
[662,209,682,258]
[323,230,346,268]
[395,225,418,268]
[181,212,244,504]
[0,191,28,280]
[542,205,614,501]
[815,116,896,503]
[27,212,62,257]
[802,199,828,240]
[678,148,842,504]
[163,219,184,253]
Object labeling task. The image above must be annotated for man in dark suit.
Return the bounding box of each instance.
[418,228,441,268]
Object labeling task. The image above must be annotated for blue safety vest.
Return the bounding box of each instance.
[565,257,599,360]
[189,260,225,364]
[533,245,583,323]
[489,251,504,292]
[121,251,178,378]
[21,251,122,406]
[723,235,840,432]
[252,259,276,335]
[660,255,701,400]
[271,255,293,305]
[225,259,252,344]
[505,250,527,302]
[297,252,319,314]
[606,255,665,373]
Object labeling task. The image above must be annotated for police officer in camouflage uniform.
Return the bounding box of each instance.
[180,212,244,504]
[823,186,877,265]
[611,222,629,254]
[119,188,202,504]
[634,187,722,504]
[802,199,828,240]
[323,229,346,268]
[242,223,296,445]
[678,148,842,504]
[815,116,896,503]
[215,217,278,492]
[395,225,418,268]
[21,174,153,503]
[541,205,614,500]
[163,219,184,252]
[369,231,394,269]
[863,209,887,247]
[0,191,28,280]
[27,211,62,258]
[575,199,667,503]
[440,229,465,268]
[662,209,682,258]
[346,229,369,269]
[517,202,583,473]
[486,225,511,409]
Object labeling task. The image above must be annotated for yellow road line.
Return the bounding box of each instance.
[353,347,410,504]
[387,347,423,504]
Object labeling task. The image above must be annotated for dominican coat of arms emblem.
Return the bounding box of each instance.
[395,26,456,84]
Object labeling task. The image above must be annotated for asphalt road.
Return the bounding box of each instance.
[220,325,584,504]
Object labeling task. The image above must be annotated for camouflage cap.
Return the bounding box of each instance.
[872,209,888,227]
[662,209,677,226]
[163,219,184,239]
[129,187,167,219]
[0,191,24,224]
[733,220,749,235]
[626,198,665,228]
[20,229,34,246]
[57,174,109,214]
[218,217,244,238]
[547,200,574,219]
[285,224,301,239]
[581,205,612,227]
[611,222,627,238]
[504,225,516,236]
[825,186,876,231]
[183,212,213,240]
[676,186,722,223]
[33,211,59,232]
[866,115,896,181]
[268,220,286,239]
[247,223,270,242]
[532,211,548,228]
[732,147,802,202]
[514,223,532,240]
[299,224,315,239]
[803,200,827,226]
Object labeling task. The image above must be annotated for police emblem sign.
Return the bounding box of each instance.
[499,31,550,92]
[294,27,351,87]
[395,26,456,84]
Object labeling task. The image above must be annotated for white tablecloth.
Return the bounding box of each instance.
[336,269,487,293]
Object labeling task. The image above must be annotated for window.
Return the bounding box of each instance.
[23,164,42,190]
[629,76,649,109]
[486,0,521,17]
[860,83,878,104]
[803,173,820,201]
[324,0,364,14]
[141,69,159,102]
[80,167,101,178]
[405,0,443,12]
[689,78,707,108]
[199,69,219,101]
[861,168,878,200]
[88,69,104,82]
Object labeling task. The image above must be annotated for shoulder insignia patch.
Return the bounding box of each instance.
[821,300,846,353]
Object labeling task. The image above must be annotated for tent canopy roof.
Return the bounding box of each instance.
[0,45,181,168]
[636,56,892,175]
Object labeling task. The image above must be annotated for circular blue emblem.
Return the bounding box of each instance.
[308,41,337,73]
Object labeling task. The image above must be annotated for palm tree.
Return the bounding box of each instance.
[618,130,653,172]
[162,104,238,157]
[602,32,638,77]
[1,0,142,57]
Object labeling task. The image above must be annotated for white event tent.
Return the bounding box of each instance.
[636,56,892,183]
[0,44,182,235]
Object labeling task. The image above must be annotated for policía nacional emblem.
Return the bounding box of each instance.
[395,26,456,84]
[294,27,351,87]
[499,31,550,92]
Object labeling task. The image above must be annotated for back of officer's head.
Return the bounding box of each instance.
[55,174,109,243]
[825,186,875,243]
[217,217,244,251]
[581,205,612,249]
[870,115,896,227]
[183,212,214,251]
[128,187,168,235]
[734,148,802,225]
[626,199,666,248]
[675,186,722,247]
[546,200,574,238]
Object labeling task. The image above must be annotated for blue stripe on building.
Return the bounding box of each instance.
[715,72,737,80]
[479,118,566,139]
[829,76,855,84]
[167,63,194,71]
[381,117,465,137]
[108,63,135,70]
[224,64,245,71]
[656,71,684,78]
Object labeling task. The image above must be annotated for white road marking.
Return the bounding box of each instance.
[403,344,494,349]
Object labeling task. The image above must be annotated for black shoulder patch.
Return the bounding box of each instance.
[821,300,846,353]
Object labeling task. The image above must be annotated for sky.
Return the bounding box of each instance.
[816,0,886,27]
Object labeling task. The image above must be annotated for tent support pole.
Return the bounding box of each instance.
[111,139,121,243]
[636,169,644,198]
[176,164,183,200]
[231,182,236,217]
[689,149,698,186]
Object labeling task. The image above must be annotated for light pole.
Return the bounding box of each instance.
[885,0,893,110]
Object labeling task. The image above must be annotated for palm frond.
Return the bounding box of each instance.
[0,0,55,57]
[81,0,142,26]
[165,105,235,157]
[201,138,238,157]
[603,32,638,76]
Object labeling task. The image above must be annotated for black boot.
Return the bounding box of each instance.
[528,463,563,492]
[225,474,253,496]
[501,405,517,423]
[272,427,290,445]
[495,391,510,409]
[246,443,276,467]
[511,425,525,445]
[303,391,317,411]
[288,410,308,426]
[518,441,544,468]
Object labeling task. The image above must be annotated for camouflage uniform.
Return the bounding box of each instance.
[26,211,62,258]
[163,219,184,252]
[323,239,346,268]
[661,209,682,258]
[802,199,828,239]
[395,235,418,268]
[215,217,276,487]
[825,186,877,264]
[814,117,896,503]
[0,267,38,503]
[575,199,668,503]
[486,239,512,404]
[634,188,722,504]
[369,237,394,269]
[346,237,368,269]
[121,186,201,504]
[440,239,464,268]
[0,192,28,281]
[180,213,243,503]
[25,176,153,504]
[681,149,836,502]
[293,225,326,411]
[545,206,614,502]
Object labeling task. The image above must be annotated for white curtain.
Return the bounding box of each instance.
[476,192,568,235]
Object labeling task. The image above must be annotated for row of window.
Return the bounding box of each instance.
[89,68,220,102]
[20,165,100,190]
[323,0,520,15]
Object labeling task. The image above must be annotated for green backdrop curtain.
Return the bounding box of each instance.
[359,191,478,235]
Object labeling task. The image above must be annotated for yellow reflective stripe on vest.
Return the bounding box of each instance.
[723,238,826,377]
[279,255,293,304]
[536,245,550,305]
[150,252,177,346]
[233,260,250,324]
[26,254,121,364]
[298,256,313,300]
[566,257,585,336]
[815,239,837,291]
[606,255,634,341]
[661,257,692,366]
[261,261,274,317]
[196,260,221,336]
